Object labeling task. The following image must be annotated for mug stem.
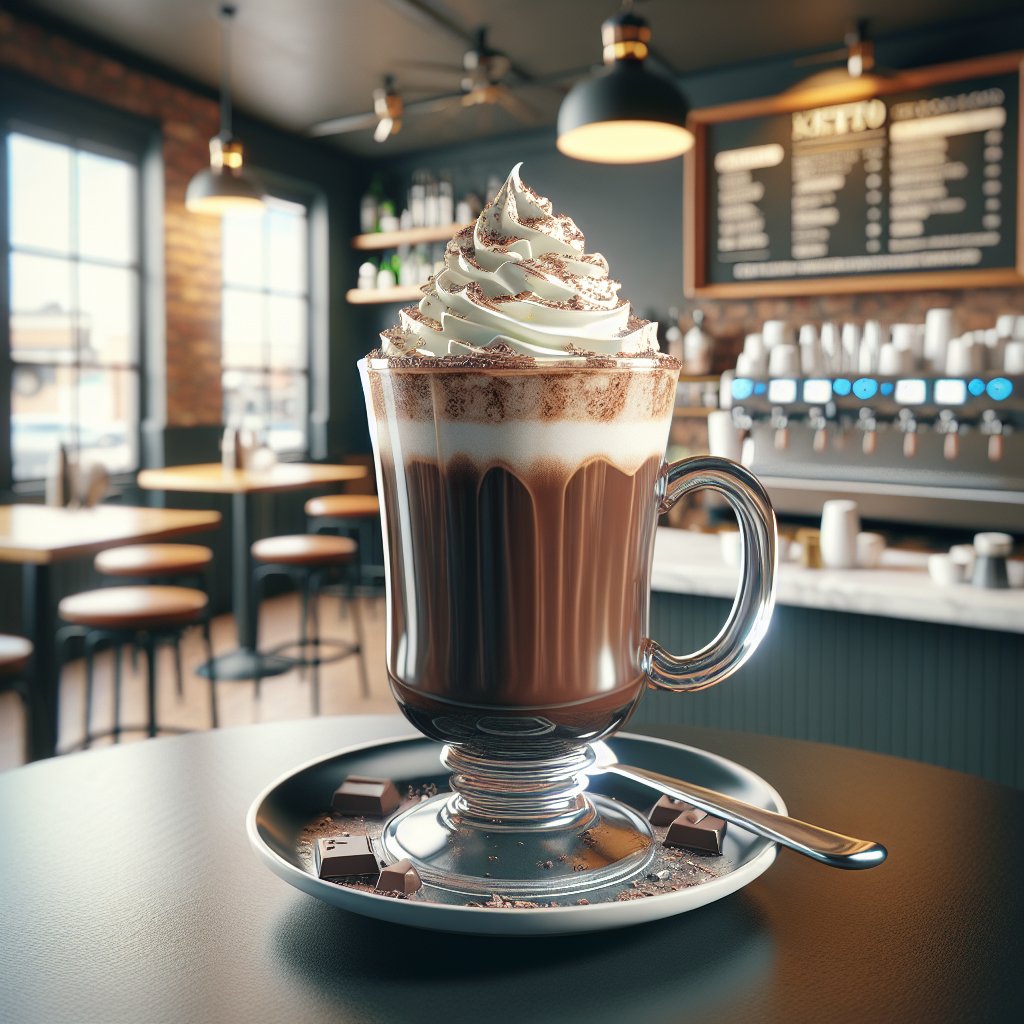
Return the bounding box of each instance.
[442,741,598,830]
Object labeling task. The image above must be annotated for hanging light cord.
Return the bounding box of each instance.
[219,3,235,138]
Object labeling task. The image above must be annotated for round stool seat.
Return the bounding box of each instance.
[59,586,208,630]
[95,544,213,578]
[304,494,380,520]
[0,635,33,677]
[251,534,357,567]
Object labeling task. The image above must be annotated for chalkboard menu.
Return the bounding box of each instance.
[685,54,1024,297]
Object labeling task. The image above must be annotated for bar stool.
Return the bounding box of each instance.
[304,494,383,592]
[0,635,33,760]
[58,585,216,748]
[94,544,214,698]
[250,535,369,711]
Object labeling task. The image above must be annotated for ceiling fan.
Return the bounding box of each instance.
[308,27,555,142]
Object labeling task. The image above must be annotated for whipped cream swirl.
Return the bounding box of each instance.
[379,164,659,360]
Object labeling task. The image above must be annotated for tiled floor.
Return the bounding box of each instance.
[0,591,394,772]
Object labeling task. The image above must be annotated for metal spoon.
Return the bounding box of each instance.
[589,741,887,870]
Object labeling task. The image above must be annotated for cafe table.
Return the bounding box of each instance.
[0,715,1020,1024]
[136,462,367,682]
[0,503,222,761]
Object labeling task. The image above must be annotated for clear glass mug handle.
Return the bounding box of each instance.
[641,455,778,692]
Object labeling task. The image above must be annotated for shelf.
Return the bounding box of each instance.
[352,223,470,251]
[345,286,424,305]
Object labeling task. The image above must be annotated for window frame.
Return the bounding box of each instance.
[220,179,316,461]
[0,71,159,495]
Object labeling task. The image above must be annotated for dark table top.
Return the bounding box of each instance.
[1,715,1021,1024]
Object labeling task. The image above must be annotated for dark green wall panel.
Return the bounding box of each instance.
[633,592,1024,788]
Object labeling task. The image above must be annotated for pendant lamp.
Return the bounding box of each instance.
[557,5,693,164]
[186,4,265,215]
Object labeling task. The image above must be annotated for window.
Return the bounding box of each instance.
[6,130,140,481]
[222,196,309,456]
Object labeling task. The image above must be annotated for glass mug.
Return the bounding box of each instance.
[360,358,777,895]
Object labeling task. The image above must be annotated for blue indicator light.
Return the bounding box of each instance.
[853,378,879,400]
[880,382,894,396]
[754,382,767,395]
[986,377,1013,401]
[968,377,986,397]
[833,378,852,397]
[731,377,754,401]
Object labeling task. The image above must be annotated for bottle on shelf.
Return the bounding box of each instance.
[438,171,454,224]
[359,175,383,234]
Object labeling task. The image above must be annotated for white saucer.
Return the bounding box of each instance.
[247,732,785,936]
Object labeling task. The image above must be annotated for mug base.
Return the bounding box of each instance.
[380,792,655,898]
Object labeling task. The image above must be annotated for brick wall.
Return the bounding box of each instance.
[0,9,223,427]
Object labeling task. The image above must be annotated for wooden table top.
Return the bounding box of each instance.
[0,504,222,565]
[136,462,368,495]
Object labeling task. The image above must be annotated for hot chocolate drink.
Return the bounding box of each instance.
[360,165,776,895]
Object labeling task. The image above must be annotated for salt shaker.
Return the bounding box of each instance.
[971,533,1013,589]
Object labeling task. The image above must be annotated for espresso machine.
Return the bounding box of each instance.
[718,315,1024,533]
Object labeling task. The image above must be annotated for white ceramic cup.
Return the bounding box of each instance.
[928,553,965,586]
[743,333,766,357]
[862,320,887,349]
[877,344,905,376]
[736,351,767,377]
[891,323,917,353]
[1004,340,1024,374]
[996,313,1017,339]
[762,320,794,348]
[707,410,742,462]
[768,344,800,377]
[924,308,955,370]
[856,531,886,569]
[798,324,818,346]
[800,341,824,375]
[820,499,861,569]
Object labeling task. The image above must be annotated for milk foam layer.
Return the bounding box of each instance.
[378,164,661,361]
[362,364,678,475]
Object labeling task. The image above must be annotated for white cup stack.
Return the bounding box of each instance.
[945,337,985,376]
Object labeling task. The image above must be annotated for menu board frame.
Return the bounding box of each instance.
[684,52,1024,297]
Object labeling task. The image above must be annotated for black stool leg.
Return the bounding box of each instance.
[83,634,98,749]
[173,640,184,700]
[112,642,123,743]
[308,570,321,716]
[348,582,370,699]
[142,633,158,739]
[298,570,311,683]
[203,618,218,729]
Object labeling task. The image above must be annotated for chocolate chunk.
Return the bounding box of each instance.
[664,806,727,856]
[648,795,690,827]
[331,775,401,816]
[376,858,422,894]
[315,835,380,879]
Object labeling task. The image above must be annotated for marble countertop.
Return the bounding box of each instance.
[652,527,1024,635]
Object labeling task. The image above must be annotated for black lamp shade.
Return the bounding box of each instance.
[557,61,694,164]
[185,166,265,215]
